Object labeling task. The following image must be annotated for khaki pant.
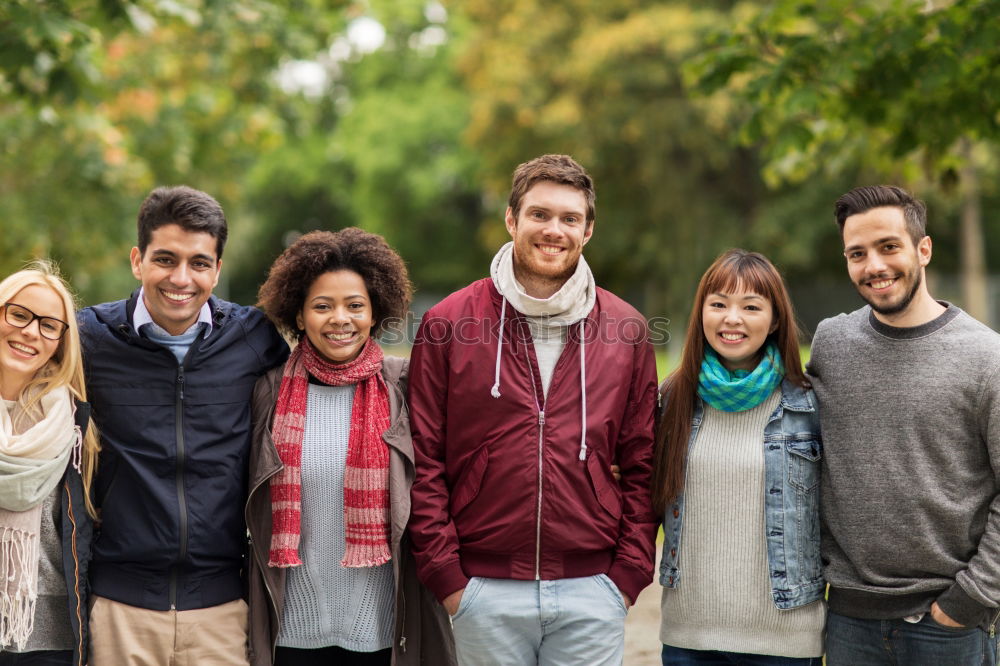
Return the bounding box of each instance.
[89,596,249,666]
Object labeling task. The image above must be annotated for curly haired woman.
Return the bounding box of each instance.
[246,228,455,666]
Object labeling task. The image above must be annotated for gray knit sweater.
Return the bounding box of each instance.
[660,390,824,657]
[807,303,1000,628]
[276,384,395,651]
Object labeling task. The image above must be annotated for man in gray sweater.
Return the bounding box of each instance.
[807,185,1000,664]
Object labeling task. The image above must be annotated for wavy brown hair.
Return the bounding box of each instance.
[650,249,808,512]
[257,228,412,340]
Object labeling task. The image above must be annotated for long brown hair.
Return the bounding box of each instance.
[650,249,807,512]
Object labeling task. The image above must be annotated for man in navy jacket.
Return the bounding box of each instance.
[79,186,288,665]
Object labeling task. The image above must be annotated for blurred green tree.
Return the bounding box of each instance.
[447,0,840,328]
[692,0,1000,323]
[0,0,351,303]
[227,0,489,306]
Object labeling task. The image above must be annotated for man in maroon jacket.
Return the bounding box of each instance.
[407,154,658,665]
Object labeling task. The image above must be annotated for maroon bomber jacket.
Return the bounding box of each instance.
[407,277,659,605]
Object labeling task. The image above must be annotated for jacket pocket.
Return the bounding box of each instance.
[585,453,622,520]
[450,446,488,517]
[785,439,821,492]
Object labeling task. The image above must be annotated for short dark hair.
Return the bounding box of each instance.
[508,154,596,224]
[257,228,413,340]
[137,186,228,259]
[834,185,927,245]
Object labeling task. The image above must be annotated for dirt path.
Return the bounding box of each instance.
[624,550,662,665]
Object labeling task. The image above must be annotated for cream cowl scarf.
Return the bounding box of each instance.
[490,241,596,326]
[0,386,78,650]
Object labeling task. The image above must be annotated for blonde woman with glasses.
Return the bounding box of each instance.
[0,261,98,666]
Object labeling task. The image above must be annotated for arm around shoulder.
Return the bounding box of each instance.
[242,307,290,371]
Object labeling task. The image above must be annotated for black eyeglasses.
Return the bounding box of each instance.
[2,303,69,341]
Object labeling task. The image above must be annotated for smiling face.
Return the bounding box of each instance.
[702,286,777,372]
[0,284,66,399]
[504,181,593,298]
[130,223,222,335]
[842,206,931,321]
[296,269,375,364]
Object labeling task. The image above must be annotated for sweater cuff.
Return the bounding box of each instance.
[937,582,989,627]
[423,560,469,605]
[607,561,652,605]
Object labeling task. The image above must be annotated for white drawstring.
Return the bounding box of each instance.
[490,298,507,398]
[72,425,83,474]
[492,299,587,464]
[70,401,83,473]
[578,319,588,461]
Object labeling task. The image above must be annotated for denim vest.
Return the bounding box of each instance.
[659,379,824,610]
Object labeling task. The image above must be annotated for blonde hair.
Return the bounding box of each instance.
[0,260,100,518]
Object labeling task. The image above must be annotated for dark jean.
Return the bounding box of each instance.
[274,645,391,666]
[826,610,1000,666]
[661,644,820,666]
[0,651,72,666]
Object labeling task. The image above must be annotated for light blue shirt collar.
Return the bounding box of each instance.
[132,287,213,338]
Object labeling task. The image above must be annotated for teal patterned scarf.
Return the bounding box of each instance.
[697,342,784,412]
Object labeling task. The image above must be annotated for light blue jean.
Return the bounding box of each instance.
[450,575,627,665]
[826,610,1000,666]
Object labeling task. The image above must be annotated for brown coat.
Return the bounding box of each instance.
[245,355,456,666]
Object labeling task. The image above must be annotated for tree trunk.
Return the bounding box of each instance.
[959,138,990,326]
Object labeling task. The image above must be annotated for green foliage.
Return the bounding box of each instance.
[0,0,128,104]
[691,0,1000,182]
[0,0,354,304]
[227,1,488,305]
[690,0,1000,325]
[5,0,1000,334]
[449,0,831,320]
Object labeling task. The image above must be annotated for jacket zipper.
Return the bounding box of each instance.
[64,481,83,666]
[171,364,188,610]
[990,606,1000,638]
[535,410,545,580]
[523,330,546,581]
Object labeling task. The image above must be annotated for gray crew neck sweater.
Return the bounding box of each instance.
[659,390,824,657]
[276,383,395,651]
[808,303,1000,628]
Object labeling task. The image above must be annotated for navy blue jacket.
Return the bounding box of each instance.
[79,291,289,611]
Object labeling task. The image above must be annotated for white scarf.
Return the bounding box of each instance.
[0,386,78,650]
[489,241,596,327]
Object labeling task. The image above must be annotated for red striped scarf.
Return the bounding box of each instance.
[268,336,391,568]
